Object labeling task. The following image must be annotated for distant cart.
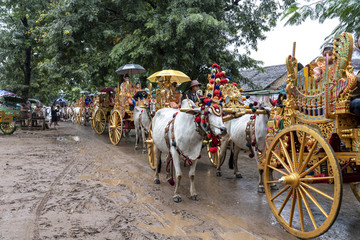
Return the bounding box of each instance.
[18,99,48,130]
[0,90,22,134]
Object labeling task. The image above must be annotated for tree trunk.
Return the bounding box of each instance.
[23,46,31,100]
[21,17,31,100]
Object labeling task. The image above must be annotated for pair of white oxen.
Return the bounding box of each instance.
[134,99,272,203]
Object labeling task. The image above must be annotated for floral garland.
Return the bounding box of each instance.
[194,99,223,154]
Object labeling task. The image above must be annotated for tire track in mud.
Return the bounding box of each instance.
[28,124,133,240]
[30,157,78,240]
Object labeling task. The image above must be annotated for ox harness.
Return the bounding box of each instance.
[245,115,257,158]
[164,112,201,184]
[139,108,152,139]
[164,102,223,184]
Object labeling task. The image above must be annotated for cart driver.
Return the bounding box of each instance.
[181,80,202,104]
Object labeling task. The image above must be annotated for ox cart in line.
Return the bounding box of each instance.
[92,87,115,135]
[145,70,192,170]
[107,64,148,145]
[260,32,360,239]
[74,97,93,126]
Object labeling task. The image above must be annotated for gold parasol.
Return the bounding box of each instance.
[147,70,191,83]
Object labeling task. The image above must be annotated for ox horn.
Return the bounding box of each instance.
[179,108,199,115]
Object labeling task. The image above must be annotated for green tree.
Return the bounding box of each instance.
[0,0,49,100]
[1,0,294,100]
[109,0,291,84]
[40,0,294,90]
[283,0,360,41]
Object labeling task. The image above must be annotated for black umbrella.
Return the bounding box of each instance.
[115,64,146,75]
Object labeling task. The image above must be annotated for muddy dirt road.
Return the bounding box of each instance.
[0,122,359,239]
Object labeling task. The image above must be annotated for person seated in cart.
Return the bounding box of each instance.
[349,34,360,119]
[169,82,182,109]
[84,95,92,107]
[181,80,202,103]
[120,73,134,109]
[313,43,334,84]
[134,82,142,95]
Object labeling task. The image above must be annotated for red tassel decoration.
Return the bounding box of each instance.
[209,147,218,154]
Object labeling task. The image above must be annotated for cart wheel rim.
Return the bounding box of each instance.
[0,122,16,135]
[147,125,156,170]
[94,109,106,135]
[109,110,123,145]
[264,125,342,239]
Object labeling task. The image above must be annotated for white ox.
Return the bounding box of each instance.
[218,105,277,193]
[72,107,81,123]
[133,100,156,152]
[152,99,227,202]
[66,107,74,121]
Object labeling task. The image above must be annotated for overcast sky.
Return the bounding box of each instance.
[249,18,340,67]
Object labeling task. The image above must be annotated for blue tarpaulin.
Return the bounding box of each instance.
[0,90,23,103]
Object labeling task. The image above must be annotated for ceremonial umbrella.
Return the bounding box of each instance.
[98,87,115,93]
[53,97,67,106]
[147,70,191,83]
[80,90,90,94]
[115,64,146,75]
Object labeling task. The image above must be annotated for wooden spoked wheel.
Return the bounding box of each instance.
[264,125,342,239]
[75,110,82,124]
[94,108,106,135]
[0,122,16,135]
[90,108,95,129]
[147,124,156,170]
[108,110,123,145]
[205,141,224,168]
[90,115,95,129]
[350,182,360,202]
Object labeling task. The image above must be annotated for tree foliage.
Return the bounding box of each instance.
[1,0,294,104]
[283,0,360,42]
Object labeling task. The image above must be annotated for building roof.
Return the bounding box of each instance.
[240,64,287,91]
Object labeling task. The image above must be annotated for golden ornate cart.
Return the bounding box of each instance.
[261,32,360,238]
[146,70,191,169]
[92,89,114,135]
[107,83,153,146]
[74,97,93,126]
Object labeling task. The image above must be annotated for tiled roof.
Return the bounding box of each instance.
[240,64,287,91]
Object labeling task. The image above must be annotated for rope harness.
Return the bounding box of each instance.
[164,112,201,184]
[139,109,149,138]
[245,115,258,158]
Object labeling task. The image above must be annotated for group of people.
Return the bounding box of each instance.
[120,73,202,110]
